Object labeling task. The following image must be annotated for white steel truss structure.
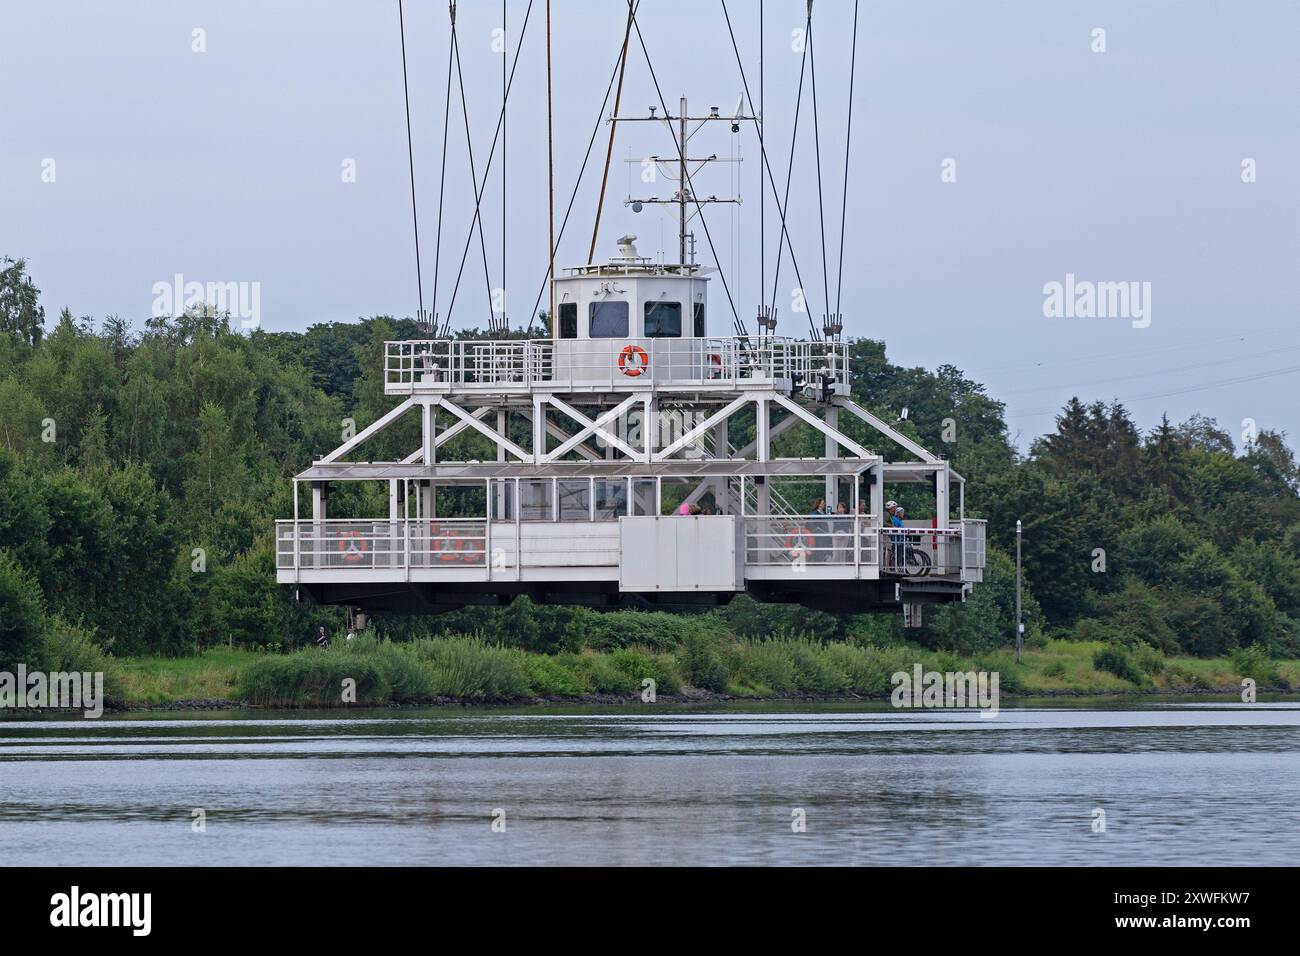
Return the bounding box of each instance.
[280,349,985,620]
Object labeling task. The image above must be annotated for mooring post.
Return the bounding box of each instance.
[1015,519,1023,664]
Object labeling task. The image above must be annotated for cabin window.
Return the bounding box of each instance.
[519,479,553,521]
[436,484,485,517]
[558,302,577,339]
[589,300,628,338]
[659,477,695,516]
[693,302,705,336]
[631,478,657,516]
[594,480,627,519]
[644,301,682,338]
[490,480,514,520]
[557,479,591,520]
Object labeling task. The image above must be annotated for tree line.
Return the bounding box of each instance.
[1,255,1297,667]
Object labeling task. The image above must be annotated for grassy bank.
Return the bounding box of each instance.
[117,647,252,705]
[105,633,1300,709]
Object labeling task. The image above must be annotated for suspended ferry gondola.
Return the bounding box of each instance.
[275,1,985,623]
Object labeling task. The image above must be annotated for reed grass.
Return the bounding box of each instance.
[111,629,1300,708]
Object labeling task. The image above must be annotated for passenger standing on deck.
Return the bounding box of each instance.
[891,506,907,571]
[809,499,828,562]
[856,499,869,562]
[833,500,850,562]
[883,500,899,569]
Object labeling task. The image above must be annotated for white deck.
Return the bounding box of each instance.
[275,516,986,589]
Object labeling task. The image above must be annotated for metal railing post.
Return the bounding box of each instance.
[854,515,860,575]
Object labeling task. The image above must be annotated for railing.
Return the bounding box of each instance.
[385,340,546,389]
[878,528,965,577]
[276,519,487,571]
[385,336,849,391]
[728,439,803,519]
[745,516,879,568]
[277,515,984,579]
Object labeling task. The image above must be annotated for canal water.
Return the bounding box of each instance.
[1,702,1296,865]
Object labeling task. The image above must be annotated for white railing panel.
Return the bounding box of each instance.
[960,519,987,570]
[384,337,849,391]
[275,519,487,570]
[879,527,965,577]
[744,516,876,568]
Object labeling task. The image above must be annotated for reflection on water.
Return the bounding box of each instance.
[1,702,1297,865]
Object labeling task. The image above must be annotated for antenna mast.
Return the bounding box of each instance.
[617,98,755,269]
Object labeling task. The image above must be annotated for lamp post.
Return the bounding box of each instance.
[1015,519,1023,664]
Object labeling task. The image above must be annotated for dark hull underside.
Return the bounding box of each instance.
[288,579,967,616]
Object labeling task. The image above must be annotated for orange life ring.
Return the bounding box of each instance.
[618,344,649,377]
[338,530,369,563]
[437,529,464,562]
[784,526,817,560]
[707,352,722,378]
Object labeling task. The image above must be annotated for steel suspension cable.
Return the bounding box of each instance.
[429,2,456,327]
[718,0,813,339]
[808,15,830,340]
[397,0,424,319]
[501,0,507,332]
[451,27,497,327]
[588,0,637,265]
[524,6,641,334]
[834,0,860,323]
[440,0,536,333]
[768,6,813,337]
[545,0,555,335]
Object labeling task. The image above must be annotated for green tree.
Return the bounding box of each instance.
[183,401,250,542]
[0,549,46,668]
[95,464,180,654]
[1115,515,1203,587]
[0,257,45,347]
[925,548,1041,654]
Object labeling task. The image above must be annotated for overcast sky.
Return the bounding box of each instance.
[3,0,1297,450]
